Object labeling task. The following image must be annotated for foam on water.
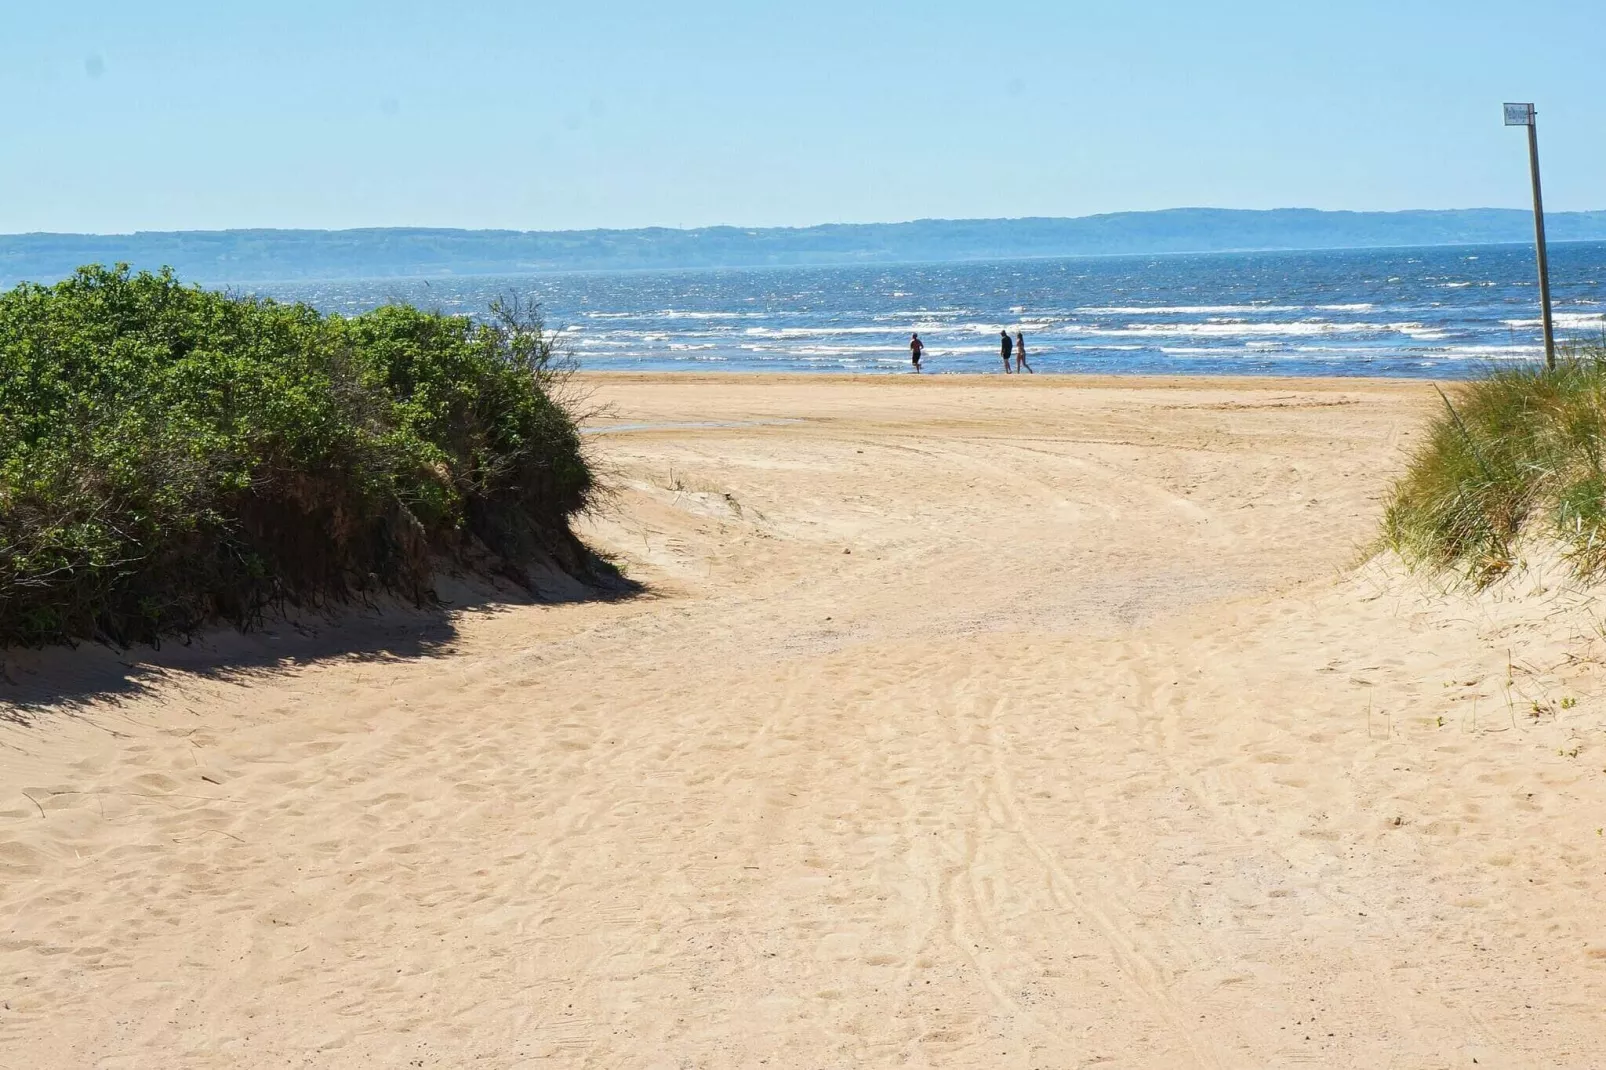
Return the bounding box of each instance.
[1502,312,1606,329]
[255,242,1606,378]
[1077,304,1309,315]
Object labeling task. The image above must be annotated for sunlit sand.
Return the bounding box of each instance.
[4,374,1604,1067]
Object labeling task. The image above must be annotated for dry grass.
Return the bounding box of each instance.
[1384,342,1606,584]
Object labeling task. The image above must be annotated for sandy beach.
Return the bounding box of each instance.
[4,373,1605,1068]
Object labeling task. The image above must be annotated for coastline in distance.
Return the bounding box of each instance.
[6,206,1606,285]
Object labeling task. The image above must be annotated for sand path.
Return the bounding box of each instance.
[4,375,1605,1068]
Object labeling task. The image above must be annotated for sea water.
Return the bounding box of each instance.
[256,241,1606,378]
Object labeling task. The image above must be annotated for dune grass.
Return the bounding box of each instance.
[0,265,604,647]
[1384,343,1606,584]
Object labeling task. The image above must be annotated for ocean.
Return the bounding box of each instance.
[255,241,1606,378]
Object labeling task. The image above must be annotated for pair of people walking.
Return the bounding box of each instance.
[1001,330,1032,373]
[908,329,1033,373]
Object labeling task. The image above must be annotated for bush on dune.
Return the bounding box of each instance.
[0,264,606,647]
[1384,343,1606,584]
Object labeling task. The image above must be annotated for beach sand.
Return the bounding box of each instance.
[4,374,1605,1068]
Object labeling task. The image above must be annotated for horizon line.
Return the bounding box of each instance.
[7,205,1606,240]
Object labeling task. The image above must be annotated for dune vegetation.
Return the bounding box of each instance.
[0,265,607,647]
[1384,344,1606,584]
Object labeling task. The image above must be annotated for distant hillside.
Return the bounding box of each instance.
[5,208,1606,285]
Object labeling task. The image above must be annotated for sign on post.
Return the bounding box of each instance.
[1504,102,1555,368]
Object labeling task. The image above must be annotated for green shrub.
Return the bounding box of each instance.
[0,265,600,646]
[1384,343,1606,584]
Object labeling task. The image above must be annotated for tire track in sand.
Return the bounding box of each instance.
[962,687,1227,1068]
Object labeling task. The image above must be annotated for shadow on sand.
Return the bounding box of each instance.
[0,565,646,720]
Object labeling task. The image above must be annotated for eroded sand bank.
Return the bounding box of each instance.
[4,374,1605,1068]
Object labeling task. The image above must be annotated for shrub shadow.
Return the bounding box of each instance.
[0,564,645,719]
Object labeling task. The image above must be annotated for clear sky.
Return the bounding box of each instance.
[3,0,1603,234]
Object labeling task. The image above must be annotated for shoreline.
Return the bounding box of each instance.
[573,369,1444,391]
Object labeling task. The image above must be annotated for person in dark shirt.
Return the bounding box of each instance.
[1000,330,1013,373]
[1015,330,1033,373]
[910,332,924,373]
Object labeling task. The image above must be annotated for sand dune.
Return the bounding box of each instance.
[4,374,1605,1068]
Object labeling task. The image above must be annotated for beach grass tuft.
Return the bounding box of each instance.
[1384,341,1606,584]
[0,264,605,647]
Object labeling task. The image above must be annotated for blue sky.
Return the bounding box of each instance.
[3,0,1603,233]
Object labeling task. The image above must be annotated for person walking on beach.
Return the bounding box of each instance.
[1015,330,1033,373]
[1000,329,1014,373]
[910,332,924,373]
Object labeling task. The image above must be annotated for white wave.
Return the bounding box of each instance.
[742,326,906,338]
[948,321,1061,335]
[1078,302,1384,316]
[1289,344,1445,354]
[742,322,1058,338]
[880,306,963,318]
[581,309,758,321]
[657,310,763,320]
[896,344,1004,356]
[1076,304,1305,315]
[791,345,907,355]
[1444,345,1543,357]
[1502,312,1606,329]
[1079,320,1447,339]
